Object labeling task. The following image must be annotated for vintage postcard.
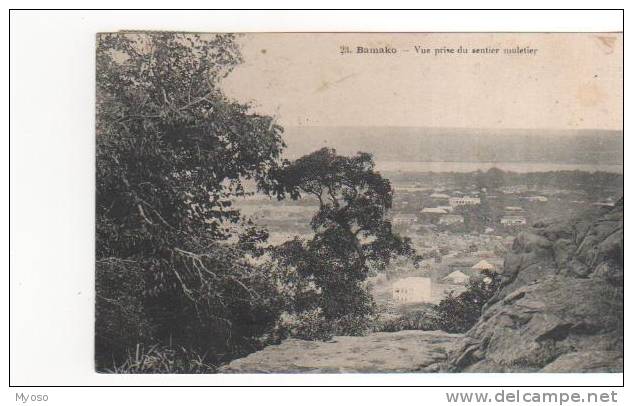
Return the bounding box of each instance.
[95,32,623,373]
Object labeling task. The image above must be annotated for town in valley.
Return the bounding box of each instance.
[236,163,622,325]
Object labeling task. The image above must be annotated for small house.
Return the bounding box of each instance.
[500,216,527,225]
[504,206,524,212]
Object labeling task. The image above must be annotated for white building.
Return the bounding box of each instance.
[504,206,524,212]
[430,192,451,199]
[392,277,432,304]
[523,196,548,203]
[421,207,448,215]
[592,202,616,207]
[500,216,527,225]
[449,196,481,208]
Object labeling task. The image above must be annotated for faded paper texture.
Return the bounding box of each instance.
[96,32,622,373]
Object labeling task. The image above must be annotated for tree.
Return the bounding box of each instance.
[95,33,287,369]
[476,167,506,191]
[269,148,413,333]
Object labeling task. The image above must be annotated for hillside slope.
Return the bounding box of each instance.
[448,199,624,372]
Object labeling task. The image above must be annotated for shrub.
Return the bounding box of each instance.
[95,245,291,371]
[432,270,502,333]
[273,309,334,341]
[95,259,154,368]
[329,312,376,336]
[373,310,441,333]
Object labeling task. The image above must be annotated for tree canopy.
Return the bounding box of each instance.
[271,148,413,328]
[97,33,285,253]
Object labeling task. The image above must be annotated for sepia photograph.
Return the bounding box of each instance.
[93,31,624,374]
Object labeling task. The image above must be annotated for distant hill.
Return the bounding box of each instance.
[281,127,623,165]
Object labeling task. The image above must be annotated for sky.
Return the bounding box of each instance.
[221,33,622,130]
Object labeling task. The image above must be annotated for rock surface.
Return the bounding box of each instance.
[448,200,623,372]
[220,201,623,374]
[220,330,463,373]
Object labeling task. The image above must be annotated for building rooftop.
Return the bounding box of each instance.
[501,215,527,220]
[443,270,470,283]
[421,207,448,214]
[430,193,451,199]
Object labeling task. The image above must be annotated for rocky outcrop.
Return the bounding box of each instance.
[448,200,623,372]
[220,330,463,373]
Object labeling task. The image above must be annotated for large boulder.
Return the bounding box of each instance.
[448,200,623,372]
[220,330,463,373]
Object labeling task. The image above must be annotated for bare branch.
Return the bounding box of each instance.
[137,204,154,225]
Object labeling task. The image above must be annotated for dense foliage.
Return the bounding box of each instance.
[95,33,288,370]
